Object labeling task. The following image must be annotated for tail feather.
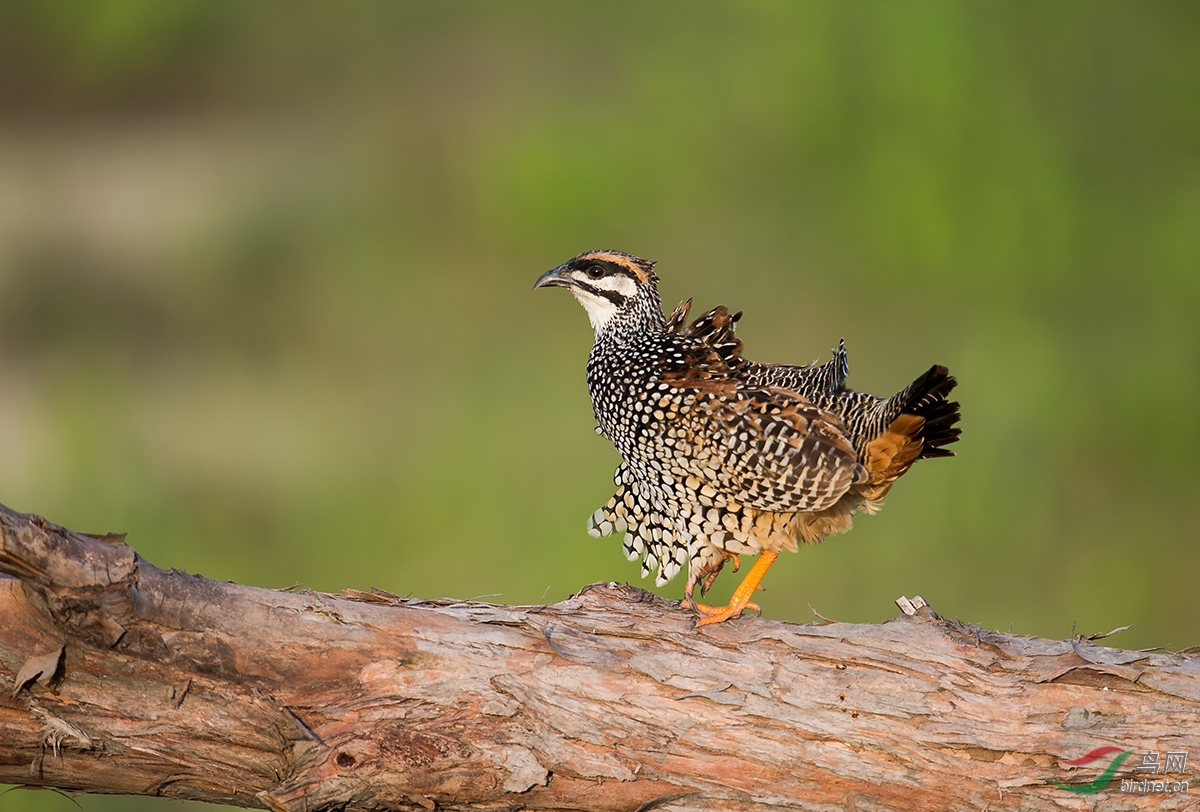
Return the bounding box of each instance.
[857,365,960,499]
[917,400,961,459]
[884,365,961,460]
[902,364,960,458]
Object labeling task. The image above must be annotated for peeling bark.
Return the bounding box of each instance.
[0,501,1197,811]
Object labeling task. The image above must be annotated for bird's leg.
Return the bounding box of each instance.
[692,550,778,626]
[682,551,743,611]
[701,551,740,596]
[683,571,700,610]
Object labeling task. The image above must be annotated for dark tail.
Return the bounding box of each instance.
[886,365,961,459]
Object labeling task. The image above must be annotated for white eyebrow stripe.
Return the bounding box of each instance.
[580,273,637,296]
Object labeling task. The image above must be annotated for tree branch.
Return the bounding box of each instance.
[0,502,1196,811]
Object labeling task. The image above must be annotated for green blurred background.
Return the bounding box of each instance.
[1,2,1197,810]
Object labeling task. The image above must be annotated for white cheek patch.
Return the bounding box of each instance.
[570,288,620,331]
[587,274,637,298]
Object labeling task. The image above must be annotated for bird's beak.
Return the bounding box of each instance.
[533,264,573,291]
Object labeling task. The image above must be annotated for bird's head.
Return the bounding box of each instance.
[533,250,663,335]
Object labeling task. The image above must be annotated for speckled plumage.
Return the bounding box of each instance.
[535,250,961,618]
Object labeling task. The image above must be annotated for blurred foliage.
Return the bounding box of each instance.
[0,2,1198,810]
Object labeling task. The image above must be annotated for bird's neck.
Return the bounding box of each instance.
[592,292,667,348]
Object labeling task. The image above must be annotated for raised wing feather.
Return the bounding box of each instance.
[680,305,848,399]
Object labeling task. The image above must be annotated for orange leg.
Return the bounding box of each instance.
[692,550,778,627]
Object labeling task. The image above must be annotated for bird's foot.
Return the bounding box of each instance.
[691,598,761,626]
[699,552,740,596]
[690,550,779,627]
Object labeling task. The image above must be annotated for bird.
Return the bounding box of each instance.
[534,249,961,626]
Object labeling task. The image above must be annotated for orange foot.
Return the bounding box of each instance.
[691,550,778,627]
[692,597,761,625]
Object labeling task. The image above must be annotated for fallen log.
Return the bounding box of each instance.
[0,502,1196,811]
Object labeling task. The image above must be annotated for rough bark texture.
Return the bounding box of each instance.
[0,502,1197,811]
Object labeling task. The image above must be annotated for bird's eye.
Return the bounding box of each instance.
[586,265,605,279]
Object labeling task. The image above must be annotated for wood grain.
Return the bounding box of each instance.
[1,502,1196,810]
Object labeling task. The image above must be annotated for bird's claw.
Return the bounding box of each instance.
[697,551,742,597]
[690,599,761,626]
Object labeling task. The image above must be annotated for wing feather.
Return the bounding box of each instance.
[648,342,865,514]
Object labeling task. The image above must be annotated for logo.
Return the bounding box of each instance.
[1049,747,1134,794]
[1049,747,1189,796]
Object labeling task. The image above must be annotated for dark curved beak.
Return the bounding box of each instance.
[533,264,573,291]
